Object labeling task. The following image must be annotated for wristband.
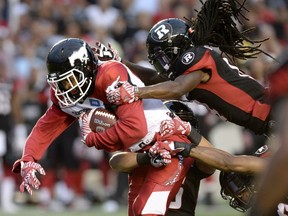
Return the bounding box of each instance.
[174,141,199,157]
[187,126,201,145]
[136,153,150,166]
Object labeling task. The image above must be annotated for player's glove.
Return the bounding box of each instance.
[19,161,46,195]
[149,141,186,158]
[149,149,172,167]
[160,116,192,138]
[106,81,139,105]
[78,111,92,145]
[150,140,198,158]
[277,203,288,216]
[136,152,171,168]
[92,42,121,62]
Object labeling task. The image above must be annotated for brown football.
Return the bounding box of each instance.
[87,108,117,132]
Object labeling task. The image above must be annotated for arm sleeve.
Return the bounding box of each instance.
[85,62,148,152]
[86,101,148,152]
[21,103,76,162]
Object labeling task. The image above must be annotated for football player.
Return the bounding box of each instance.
[109,100,267,216]
[103,0,275,137]
[110,134,268,215]
[11,38,209,216]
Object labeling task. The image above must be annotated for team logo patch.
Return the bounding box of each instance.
[89,98,102,107]
[181,52,195,65]
[68,42,89,67]
[151,23,172,42]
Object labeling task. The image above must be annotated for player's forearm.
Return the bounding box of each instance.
[190,147,266,174]
[190,147,233,172]
[109,152,139,173]
[109,152,150,173]
[225,155,266,174]
[23,105,75,162]
[87,102,148,151]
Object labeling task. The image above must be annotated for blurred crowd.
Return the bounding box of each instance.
[0,0,287,214]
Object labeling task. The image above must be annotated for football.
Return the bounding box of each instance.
[87,108,117,132]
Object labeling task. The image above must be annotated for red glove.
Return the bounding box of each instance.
[160,116,191,138]
[78,111,92,145]
[19,161,46,195]
[92,42,121,62]
[149,140,184,164]
[106,81,139,105]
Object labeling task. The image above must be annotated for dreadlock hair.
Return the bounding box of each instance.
[185,0,274,62]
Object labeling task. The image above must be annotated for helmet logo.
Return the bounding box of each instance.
[68,42,89,67]
[181,52,195,65]
[151,23,172,41]
[254,145,268,156]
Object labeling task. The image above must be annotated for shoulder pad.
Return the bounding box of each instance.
[174,47,206,77]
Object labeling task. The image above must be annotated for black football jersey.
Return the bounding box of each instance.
[174,46,272,135]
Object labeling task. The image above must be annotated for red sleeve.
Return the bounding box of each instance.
[86,100,147,152]
[21,103,76,162]
[85,62,148,152]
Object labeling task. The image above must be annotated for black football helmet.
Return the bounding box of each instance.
[46,38,98,106]
[146,18,194,79]
[163,100,199,131]
[219,171,255,212]
[219,145,270,212]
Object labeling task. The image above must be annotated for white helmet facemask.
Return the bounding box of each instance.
[47,68,92,106]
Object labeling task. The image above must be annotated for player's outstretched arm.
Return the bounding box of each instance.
[106,70,204,105]
[12,160,46,195]
[187,137,267,174]
[137,71,204,99]
[159,117,267,174]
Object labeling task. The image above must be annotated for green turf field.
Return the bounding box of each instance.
[0,203,244,216]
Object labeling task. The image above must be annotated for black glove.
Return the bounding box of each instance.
[174,141,199,157]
